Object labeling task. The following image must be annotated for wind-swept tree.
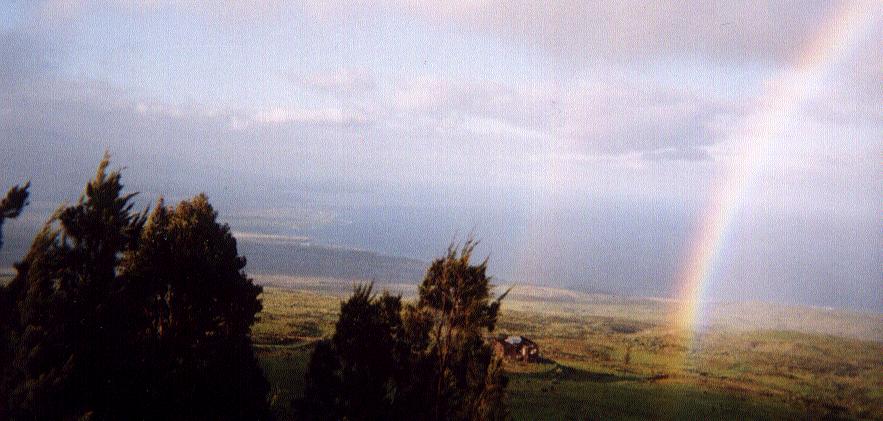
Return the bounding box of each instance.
[297,283,412,420]
[2,155,146,419]
[0,156,269,419]
[299,240,509,421]
[411,240,509,420]
[0,182,30,418]
[0,182,29,250]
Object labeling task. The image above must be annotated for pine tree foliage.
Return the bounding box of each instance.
[0,155,270,420]
[299,240,509,421]
[0,182,30,250]
[297,283,411,420]
[122,194,269,419]
[0,182,29,419]
[1,154,146,419]
[414,239,509,420]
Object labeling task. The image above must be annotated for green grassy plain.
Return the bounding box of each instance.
[254,281,882,420]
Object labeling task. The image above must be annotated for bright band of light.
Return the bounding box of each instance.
[673,2,880,335]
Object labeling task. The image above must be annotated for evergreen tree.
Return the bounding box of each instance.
[122,194,269,420]
[0,182,30,250]
[2,155,145,419]
[297,283,411,420]
[298,241,509,421]
[0,182,29,419]
[412,240,509,420]
[1,156,269,420]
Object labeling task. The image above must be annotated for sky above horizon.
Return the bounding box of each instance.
[1,1,880,311]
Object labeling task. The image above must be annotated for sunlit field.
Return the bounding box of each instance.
[253,282,882,420]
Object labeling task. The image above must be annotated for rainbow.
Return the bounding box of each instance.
[674,2,881,335]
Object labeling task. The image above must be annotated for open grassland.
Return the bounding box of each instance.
[255,281,882,420]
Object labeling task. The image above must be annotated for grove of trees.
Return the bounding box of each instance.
[0,156,268,420]
[0,155,511,420]
[296,241,510,421]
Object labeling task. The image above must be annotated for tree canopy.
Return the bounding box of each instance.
[2,156,509,420]
[0,182,30,250]
[123,194,269,419]
[0,182,30,419]
[298,240,509,421]
[414,240,509,420]
[0,155,269,420]
[298,283,411,420]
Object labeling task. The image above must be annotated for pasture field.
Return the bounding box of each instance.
[254,280,882,420]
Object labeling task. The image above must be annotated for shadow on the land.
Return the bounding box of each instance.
[515,361,642,383]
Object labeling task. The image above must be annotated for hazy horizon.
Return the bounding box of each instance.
[2,1,880,312]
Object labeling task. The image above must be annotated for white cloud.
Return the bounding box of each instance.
[306,0,837,65]
[643,147,712,162]
[36,1,849,66]
[300,68,376,94]
[460,116,550,141]
[380,73,730,157]
[251,106,370,127]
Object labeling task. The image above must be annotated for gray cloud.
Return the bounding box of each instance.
[33,0,848,66]
[15,1,877,162]
[642,147,713,162]
[377,75,731,156]
[811,35,883,125]
[299,68,377,95]
[0,32,54,89]
[372,0,834,65]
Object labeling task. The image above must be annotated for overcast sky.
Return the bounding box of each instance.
[1,1,880,311]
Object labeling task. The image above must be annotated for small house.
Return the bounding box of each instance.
[493,335,540,362]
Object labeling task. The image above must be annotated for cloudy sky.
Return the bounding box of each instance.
[1,1,880,311]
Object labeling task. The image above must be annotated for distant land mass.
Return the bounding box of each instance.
[2,203,880,313]
[237,234,428,285]
[3,227,880,343]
